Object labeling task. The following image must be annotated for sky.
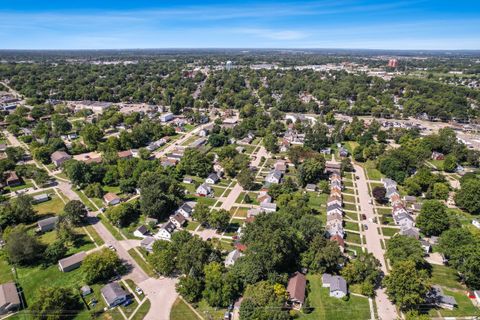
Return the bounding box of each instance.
[0,0,479,50]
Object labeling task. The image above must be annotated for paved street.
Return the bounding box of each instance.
[354,163,399,320]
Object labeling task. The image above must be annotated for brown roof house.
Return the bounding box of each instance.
[0,282,20,315]
[4,171,21,187]
[104,192,121,206]
[51,150,72,167]
[286,272,307,310]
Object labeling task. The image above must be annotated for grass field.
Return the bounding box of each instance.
[128,248,157,278]
[300,274,371,320]
[430,265,465,290]
[345,221,359,232]
[344,203,357,211]
[345,232,362,244]
[381,227,399,237]
[33,194,65,215]
[342,194,356,203]
[364,160,384,181]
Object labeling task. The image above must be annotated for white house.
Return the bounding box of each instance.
[103,193,121,206]
[133,225,149,238]
[224,249,244,267]
[265,170,282,184]
[205,173,220,184]
[260,202,277,213]
[154,221,176,241]
[170,212,186,228]
[160,113,174,122]
[177,202,195,218]
[196,183,213,197]
[322,274,348,298]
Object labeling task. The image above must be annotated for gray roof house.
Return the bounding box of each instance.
[32,193,50,204]
[429,286,457,310]
[265,170,282,184]
[260,202,277,213]
[326,203,343,215]
[206,173,220,184]
[322,273,348,298]
[224,249,244,267]
[0,282,20,315]
[177,202,195,218]
[400,226,419,239]
[140,237,156,253]
[51,150,72,167]
[196,183,213,197]
[101,282,129,308]
[58,251,87,272]
[37,216,59,233]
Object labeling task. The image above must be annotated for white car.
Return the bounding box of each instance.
[135,287,143,295]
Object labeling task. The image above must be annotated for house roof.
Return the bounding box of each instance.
[171,212,186,224]
[33,193,49,201]
[286,272,306,304]
[135,225,148,235]
[207,173,220,182]
[235,243,247,252]
[161,221,176,233]
[305,184,316,190]
[5,171,19,183]
[104,192,120,202]
[327,203,343,212]
[117,150,133,158]
[37,216,58,228]
[322,273,348,294]
[0,282,20,309]
[58,251,86,269]
[260,202,277,210]
[327,212,343,221]
[330,235,345,247]
[51,150,71,161]
[141,236,155,247]
[101,282,128,306]
[400,226,419,238]
[179,203,194,213]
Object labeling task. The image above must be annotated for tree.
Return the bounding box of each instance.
[177,149,213,178]
[202,262,239,307]
[386,235,425,267]
[105,202,139,227]
[30,286,81,320]
[176,236,216,276]
[176,275,204,303]
[263,133,279,153]
[372,186,386,203]
[80,124,103,147]
[4,225,44,265]
[84,182,104,199]
[341,158,354,173]
[0,194,36,227]
[63,160,90,187]
[237,168,256,190]
[209,209,230,230]
[340,252,381,296]
[416,200,450,236]
[301,235,345,274]
[148,240,177,276]
[192,202,210,226]
[443,154,457,172]
[139,172,184,219]
[297,157,325,187]
[383,260,430,310]
[431,182,449,200]
[63,200,87,226]
[32,146,52,164]
[305,123,330,152]
[44,240,68,264]
[82,248,122,284]
[455,178,480,214]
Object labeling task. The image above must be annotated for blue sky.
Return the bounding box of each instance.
[0,0,479,50]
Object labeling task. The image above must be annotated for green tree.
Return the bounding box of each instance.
[386,235,425,267]
[431,182,449,200]
[203,262,239,307]
[84,182,104,199]
[192,202,210,226]
[340,252,381,296]
[105,202,139,227]
[305,123,330,152]
[63,200,87,226]
[177,149,213,178]
[80,124,103,147]
[297,157,325,187]
[82,248,122,284]
[416,200,450,236]
[237,168,256,190]
[301,235,345,274]
[30,286,81,320]
[263,133,279,153]
[44,240,68,264]
[209,209,230,230]
[0,194,36,227]
[4,225,44,265]
[176,275,204,303]
[443,154,457,172]
[148,240,176,276]
[383,260,430,310]
[455,178,480,214]
[139,172,184,219]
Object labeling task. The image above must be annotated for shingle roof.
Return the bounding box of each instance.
[101,282,128,306]
[0,282,20,309]
[322,273,348,294]
[37,216,58,228]
[287,272,306,304]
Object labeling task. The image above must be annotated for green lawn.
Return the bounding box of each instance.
[300,274,371,320]
[83,225,104,246]
[428,288,479,318]
[381,227,399,237]
[128,248,157,278]
[74,190,96,211]
[376,207,392,215]
[33,194,65,215]
[342,188,355,195]
[186,220,200,231]
[345,210,359,221]
[345,221,359,232]
[98,214,124,240]
[344,203,357,211]
[131,299,151,320]
[342,194,356,203]
[429,160,444,171]
[345,232,362,244]
[364,160,384,181]
[430,265,465,290]
[4,181,34,193]
[308,193,327,211]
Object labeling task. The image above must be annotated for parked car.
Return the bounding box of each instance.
[364,224,368,230]
[135,287,143,295]
[361,214,367,220]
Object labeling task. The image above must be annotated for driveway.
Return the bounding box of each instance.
[354,163,399,320]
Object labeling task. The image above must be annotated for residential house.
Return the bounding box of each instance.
[155,221,176,241]
[429,286,457,310]
[0,282,20,315]
[327,212,343,224]
[160,113,174,122]
[117,150,133,159]
[325,162,342,174]
[420,239,431,254]
[338,147,349,158]
[474,291,480,304]
[58,252,87,272]
[382,178,397,189]
[320,148,331,155]
[170,212,186,228]
[247,208,261,218]
[206,173,220,184]
[400,226,419,239]
[327,195,343,207]
[265,170,282,184]
[386,186,399,199]
[326,203,343,216]
[104,193,121,206]
[81,285,92,297]
[393,212,414,228]
[177,202,195,218]
[403,195,417,203]
[326,222,345,238]
[224,249,244,267]
[4,171,21,187]
[101,282,129,308]
[37,216,59,233]
[330,235,345,253]
[140,237,155,253]
[51,150,72,167]
[32,193,50,204]
[196,183,213,197]
[274,161,287,173]
[198,129,209,137]
[330,180,343,190]
[182,177,193,184]
[189,138,206,149]
[133,225,149,238]
[260,202,277,213]
[322,274,348,298]
[257,193,272,204]
[286,272,306,310]
[431,151,445,161]
[305,184,316,192]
